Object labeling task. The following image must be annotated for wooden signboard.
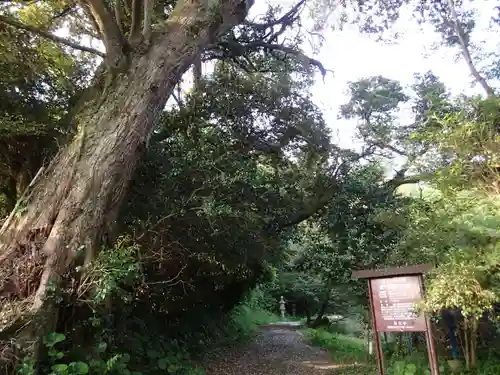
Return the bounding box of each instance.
[370,276,426,332]
[352,264,439,375]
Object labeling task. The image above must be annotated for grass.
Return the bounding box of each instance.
[304,328,367,363]
[303,327,500,375]
[303,328,377,374]
[231,305,280,328]
[203,304,280,350]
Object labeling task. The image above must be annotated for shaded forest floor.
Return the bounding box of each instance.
[203,326,368,375]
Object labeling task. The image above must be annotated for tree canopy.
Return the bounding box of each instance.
[1,0,500,374]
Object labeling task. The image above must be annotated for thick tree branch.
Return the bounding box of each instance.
[115,0,125,34]
[260,43,330,77]
[374,142,408,156]
[129,0,142,43]
[142,0,153,41]
[385,170,433,188]
[447,0,495,97]
[244,0,306,30]
[273,148,376,231]
[275,192,335,231]
[204,1,325,76]
[0,14,105,57]
[214,40,330,77]
[52,5,78,20]
[85,0,126,65]
[79,0,103,39]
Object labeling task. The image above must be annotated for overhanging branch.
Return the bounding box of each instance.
[271,147,376,231]
[244,0,306,30]
[206,0,329,77]
[213,40,330,77]
[447,0,495,97]
[385,169,434,188]
[0,14,105,57]
[374,142,407,156]
[275,192,335,231]
[256,42,330,77]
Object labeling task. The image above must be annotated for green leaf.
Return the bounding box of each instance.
[69,362,89,375]
[121,353,131,363]
[51,364,68,374]
[96,342,107,353]
[48,348,64,359]
[44,332,66,347]
[157,358,167,370]
[168,364,180,372]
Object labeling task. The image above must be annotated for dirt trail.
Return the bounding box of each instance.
[204,326,345,375]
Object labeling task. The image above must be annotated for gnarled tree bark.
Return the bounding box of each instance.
[0,0,252,356]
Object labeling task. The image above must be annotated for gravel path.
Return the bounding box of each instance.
[204,326,344,375]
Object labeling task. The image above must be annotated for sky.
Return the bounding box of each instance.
[249,0,497,155]
[70,0,496,160]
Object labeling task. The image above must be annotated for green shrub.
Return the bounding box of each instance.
[17,332,138,375]
[17,300,278,375]
[243,284,277,312]
[385,350,500,375]
[304,328,367,363]
[225,304,280,342]
[386,351,433,375]
[329,317,365,338]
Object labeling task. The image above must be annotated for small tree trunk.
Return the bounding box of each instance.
[464,323,470,370]
[193,53,202,90]
[0,0,250,355]
[310,288,331,327]
[470,318,478,369]
[305,302,311,324]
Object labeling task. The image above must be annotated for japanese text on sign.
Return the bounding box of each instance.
[370,276,426,332]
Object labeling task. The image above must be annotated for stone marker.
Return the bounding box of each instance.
[279,296,286,319]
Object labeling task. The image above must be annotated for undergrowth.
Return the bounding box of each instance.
[231,305,280,335]
[8,236,281,375]
[304,327,500,375]
[15,300,279,375]
[386,351,500,375]
[304,328,370,363]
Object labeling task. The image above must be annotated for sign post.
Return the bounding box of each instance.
[352,264,439,375]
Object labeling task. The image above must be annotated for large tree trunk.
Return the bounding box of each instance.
[0,0,250,354]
